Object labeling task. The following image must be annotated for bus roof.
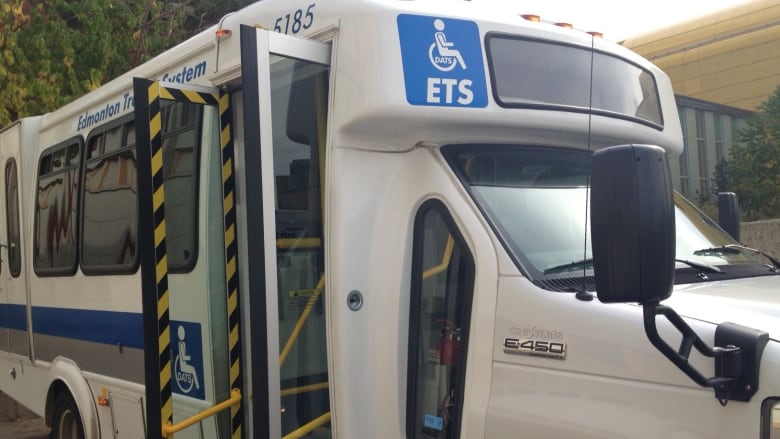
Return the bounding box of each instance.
[34,0,682,155]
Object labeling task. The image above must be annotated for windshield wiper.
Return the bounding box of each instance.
[543,258,592,274]
[692,246,741,256]
[544,257,723,275]
[694,244,780,269]
[675,258,722,273]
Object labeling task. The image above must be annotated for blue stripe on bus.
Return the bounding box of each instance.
[0,303,27,330]
[31,307,144,349]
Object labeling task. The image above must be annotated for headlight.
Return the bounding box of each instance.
[762,398,780,438]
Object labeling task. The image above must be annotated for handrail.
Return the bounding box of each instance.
[280,276,325,366]
[161,388,241,438]
[277,237,322,249]
[282,412,331,439]
[422,235,454,279]
[280,381,329,397]
[278,231,452,381]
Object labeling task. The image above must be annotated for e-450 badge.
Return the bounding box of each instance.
[503,337,567,360]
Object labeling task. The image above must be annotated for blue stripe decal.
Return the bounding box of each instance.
[0,303,27,331]
[31,306,144,349]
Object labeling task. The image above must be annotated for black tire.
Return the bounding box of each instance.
[49,391,85,439]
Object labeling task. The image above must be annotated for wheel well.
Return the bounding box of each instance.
[45,380,71,428]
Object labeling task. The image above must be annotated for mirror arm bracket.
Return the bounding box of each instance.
[643,303,767,405]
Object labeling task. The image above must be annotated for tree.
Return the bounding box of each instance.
[184,0,257,34]
[712,158,730,195]
[0,1,33,125]
[0,0,254,128]
[728,84,780,220]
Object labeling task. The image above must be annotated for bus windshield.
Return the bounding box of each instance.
[442,144,768,288]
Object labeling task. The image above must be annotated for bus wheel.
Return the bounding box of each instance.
[50,391,85,439]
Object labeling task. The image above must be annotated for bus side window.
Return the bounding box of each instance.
[5,159,21,277]
[79,108,200,275]
[82,119,139,273]
[407,200,475,439]
[34,139,81,275]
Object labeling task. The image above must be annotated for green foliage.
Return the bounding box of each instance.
[185,0,258,34]
[0,1,32,125]
[729,84,780,221]
[712,158,730,194]
[0,0,255,127]
[694,158,729,221]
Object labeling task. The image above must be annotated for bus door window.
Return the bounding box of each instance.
[158,102,201,271]
[270,56,331,437]
[407,200,475,439]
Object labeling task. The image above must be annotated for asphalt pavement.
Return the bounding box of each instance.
[0,393,48,439]
[0,415,48,439]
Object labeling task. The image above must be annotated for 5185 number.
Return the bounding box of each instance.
[274,3,316,35]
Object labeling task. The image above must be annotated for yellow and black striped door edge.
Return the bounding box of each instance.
[135,78,242,439]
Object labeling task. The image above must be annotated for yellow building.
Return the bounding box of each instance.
[623,0,780,199]
[624,0,780,111]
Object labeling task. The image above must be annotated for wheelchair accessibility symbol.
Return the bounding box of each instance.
[429,19,467,72]
[397,14,487,107]
[172,321,205,400]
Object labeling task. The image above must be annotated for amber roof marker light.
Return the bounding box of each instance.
[215,28,232,41]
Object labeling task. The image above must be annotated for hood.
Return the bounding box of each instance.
[666,274,780,341]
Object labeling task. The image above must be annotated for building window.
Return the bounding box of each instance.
[695,110,708,198]
[731,117,744,147]
[35,140,81,275]
[678,108,690,197]
[714,114,724,165]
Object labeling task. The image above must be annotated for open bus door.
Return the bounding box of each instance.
[133,79,242,439]
[133,26,332,438]
[237,26,332,439]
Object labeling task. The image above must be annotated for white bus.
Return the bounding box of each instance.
[1,0,779,438]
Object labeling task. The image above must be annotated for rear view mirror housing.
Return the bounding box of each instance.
[718,192,740,242]
[590,144,675,304]
[590,144,768,405]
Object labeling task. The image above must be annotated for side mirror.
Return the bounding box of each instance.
[590,144,767,405]
[590,144,675,304]
[718,192,740,241]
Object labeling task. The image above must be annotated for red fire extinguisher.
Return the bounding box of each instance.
[435,320,461,366]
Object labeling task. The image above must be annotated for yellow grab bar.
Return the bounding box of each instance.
[277,237,322,249]
[282,412,331,439]
[162,388,241,438]
[280,382,329,397]
[422,235,454,279]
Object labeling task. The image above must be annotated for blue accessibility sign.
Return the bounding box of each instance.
[397,14,487,108]
[171,320,205,400]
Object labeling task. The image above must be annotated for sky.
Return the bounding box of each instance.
[473,0,754,41]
